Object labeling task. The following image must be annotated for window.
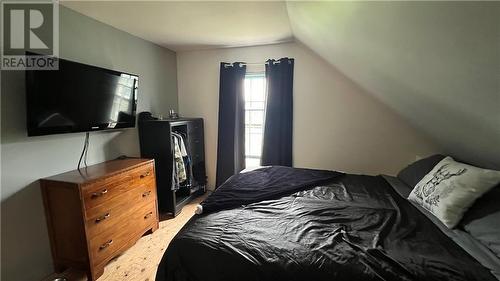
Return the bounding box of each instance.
[244,73,266,168]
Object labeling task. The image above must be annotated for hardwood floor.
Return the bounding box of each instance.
[43,194,207,281]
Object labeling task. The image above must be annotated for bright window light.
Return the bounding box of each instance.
[244,73,266,168]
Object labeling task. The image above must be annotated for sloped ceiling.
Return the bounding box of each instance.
[287,1,500,169]
[63,1,499,169]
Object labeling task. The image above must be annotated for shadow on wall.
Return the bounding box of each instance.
[1,69,138,280]
[1,181,53,280]
[103,128,141,160]
[361,66,499,170]
[0,131,133,280]
[1,69,53,279]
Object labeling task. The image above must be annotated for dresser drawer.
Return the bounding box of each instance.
[40,158,158,281]
[89,202,157,267]
[84,178,155,220]
[85,190,155,238]
[82,163,154,211]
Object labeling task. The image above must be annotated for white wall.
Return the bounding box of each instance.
[177,42,440,189]
[1,7,177,281]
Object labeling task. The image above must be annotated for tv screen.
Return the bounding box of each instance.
[26,57,138,136]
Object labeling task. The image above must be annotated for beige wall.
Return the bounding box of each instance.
[177,42,440,189]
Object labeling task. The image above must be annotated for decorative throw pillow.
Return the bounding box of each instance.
[408,156,500,228]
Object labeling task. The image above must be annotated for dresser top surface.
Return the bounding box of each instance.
[41,158,153,184]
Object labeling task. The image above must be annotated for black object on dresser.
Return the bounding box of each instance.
[138,112,206,216]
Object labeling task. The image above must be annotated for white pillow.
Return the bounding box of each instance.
[408,156,500,228]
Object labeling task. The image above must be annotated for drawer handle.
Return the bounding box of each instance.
[142,190,152,197]
[91,189,108,199]
[99,239,113,250]
[144,212,153,219]
[95,213,110,223]
[140,171,151,179]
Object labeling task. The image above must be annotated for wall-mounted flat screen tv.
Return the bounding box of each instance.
[26,57,138,136]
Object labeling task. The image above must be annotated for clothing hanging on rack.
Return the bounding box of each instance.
[182,154,192,187]
[172,133,187,184]
[180,132,193,188]
[173,132,188,157]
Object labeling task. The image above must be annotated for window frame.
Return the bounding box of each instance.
[244,72,266,167]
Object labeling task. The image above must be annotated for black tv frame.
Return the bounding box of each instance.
[25,56,139,137]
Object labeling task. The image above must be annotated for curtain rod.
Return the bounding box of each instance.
[224,60,291,68]
[242,62,273,66]
[224,62,273,67]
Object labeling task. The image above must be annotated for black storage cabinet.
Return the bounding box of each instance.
[138,115,206,216]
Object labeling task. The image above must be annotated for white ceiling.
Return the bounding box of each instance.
[62,1,500,169]
[61,1,294,51]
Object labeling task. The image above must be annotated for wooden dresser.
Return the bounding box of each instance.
[40,158,159,281]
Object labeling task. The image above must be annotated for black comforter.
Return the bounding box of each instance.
[156,167,495,281]
[200,166,343,214]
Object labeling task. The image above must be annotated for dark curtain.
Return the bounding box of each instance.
[215,62,247,187]
[261,58,294,167]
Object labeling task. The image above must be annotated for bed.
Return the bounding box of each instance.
[156,163,500,281]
